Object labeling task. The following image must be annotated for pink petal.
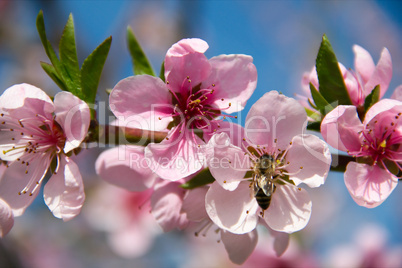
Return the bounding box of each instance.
[182,186,209,221]
[166,38,209,57]
[165,53,211,94]
[95,146,158,191]
[343,69,362,106]
[353,45,375,85]
[109,75,173,130]
[206,133,249,191]
[245,91,307,151]
[144,127,204,181]
[205,181,259,234]
[285,135,331,188]
[165,39,211,92]
[265,184,312,233]
[321,105,362,152]
[301,67,318,97]
[151,180,188,232]
[205,121,247,149]
[221,229,258,265]
[364,47,392,98]
[0,198,14,237]
[44,157,85,221]
[344,162,398,208]
[391,85,402,101]
[0,157,48,216]
[0,131,26,162]
[54,91,90,153]
[0,83,54,118]
[364,99,402,124]
[205,54,257,114]
[270,229,290,257]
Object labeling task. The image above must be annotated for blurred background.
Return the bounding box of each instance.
[1,0,402,267]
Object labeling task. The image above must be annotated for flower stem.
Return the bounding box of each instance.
[89,124,167,146]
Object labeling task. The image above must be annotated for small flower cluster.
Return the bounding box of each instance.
[96,39,331,263]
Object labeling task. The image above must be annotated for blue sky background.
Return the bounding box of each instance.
[1,1,402,267]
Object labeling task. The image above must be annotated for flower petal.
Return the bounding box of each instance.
[95,146,158,191]
[206,133,249,191]
[344,162,398,208]
[54,91,90,153]
[166,38,209,57]
[245,91,307,151]
[182,186,209,221]
[144,127,204,181]
[0,83,54,118]
[364,47,392,98]
[44,157,85,221]
[270,229,290,257]
[321,105,362,152]
[151,180,188,232]
[364,99,402,124]
[285,135,331,188]
[205,54,257,114]
[265,184,312,233]
[0,198,14,238]
[165,39,211,92]
[206,121,247,148]
[391,85,402,101]
[221,229,258,265]
[0,158,48,216]
[353,45,375,85]
[205,181,259,234]
[109,75,173,131]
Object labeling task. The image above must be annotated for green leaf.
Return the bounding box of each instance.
[180,168,215,189]
[36,10,68,88]
[59,13,81,95]
[310,83,333,115]
[40,62,68,91]
[364,85,380,112]
[36,11,61,69]
[306,121,321,131]
[305,107,321,122]
[127,26,155,76]
[81,36,112,104]
[316,34,352,106]
[159,61,165,82]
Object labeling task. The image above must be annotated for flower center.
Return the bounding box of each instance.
[1,112,67,195]
[166,76,236,131]
[354,113,402,170]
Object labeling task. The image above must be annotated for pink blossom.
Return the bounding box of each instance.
[321,99,402,208]
[0,83,89,220]
[300,45,392,108]
[109,38,257,181]
[84,183,161,258]
[95,145,189,232]
[205,91,331,235]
